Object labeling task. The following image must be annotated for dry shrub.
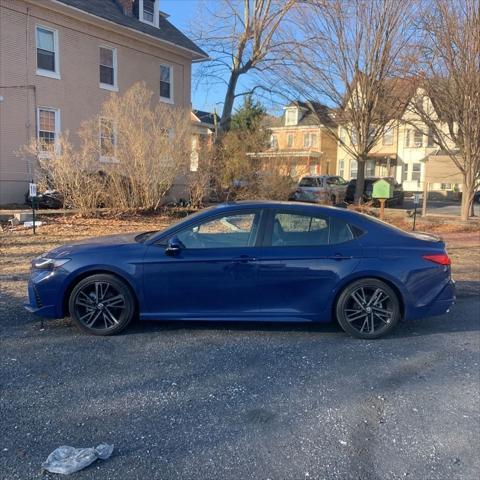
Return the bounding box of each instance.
[22,83,190,214]
[218,128,295,201]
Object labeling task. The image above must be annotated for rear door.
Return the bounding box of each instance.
[255,208,363,320]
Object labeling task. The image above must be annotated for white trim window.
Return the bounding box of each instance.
[99,117,117,162]
[303,132,318,148]
[37,107,60,154]
[382,129,394,146]
[270,134,278,150]
[338,159,345,178]
[285,108,298,126]
[350,159,358,179]
[99,46,118,91]
[190,137,199,172]
[36,25,60,79]
[138,0,159,27]
[160,64,173,103]
[287,133,294,148]
[412,162,422,182]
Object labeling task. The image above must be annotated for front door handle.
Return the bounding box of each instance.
[232,255,257,263]
[333,253,352,260]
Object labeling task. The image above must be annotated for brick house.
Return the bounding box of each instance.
[0,0,207,204]
[251,101,338,180]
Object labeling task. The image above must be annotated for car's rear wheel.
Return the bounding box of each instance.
[336,279,400,339]
[68,274,135,336]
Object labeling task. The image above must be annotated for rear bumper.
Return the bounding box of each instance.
[406,279,456,320]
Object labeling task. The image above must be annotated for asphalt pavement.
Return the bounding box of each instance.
[1,289,479,479]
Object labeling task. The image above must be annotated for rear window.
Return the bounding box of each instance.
[269,212,359,247]
[299,177,318,187]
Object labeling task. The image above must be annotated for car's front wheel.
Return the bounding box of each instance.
[68,274,135,335]
[336,278,400,339]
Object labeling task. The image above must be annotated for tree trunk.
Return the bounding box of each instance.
[219,71,240,133]
[355,155,366,204]
[461,175,475,221]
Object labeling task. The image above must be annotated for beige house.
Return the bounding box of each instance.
[0,0,207,204]
[253,101,338,180]
[336,82,460,193]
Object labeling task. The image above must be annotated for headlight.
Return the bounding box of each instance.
[32,257,70,270]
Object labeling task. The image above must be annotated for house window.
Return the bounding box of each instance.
[36,26,59,78]
[382,129,394,146]
[270,134,278,150]
[405,128,423,148]
[99,118,117,161]
[303,132,318,148]
[285,108,298,126]
[338,159,345,178]
[160,64,173,102]
[143,0,155,22]
[366,159,376,177]
[136,0,159,27]
[287,133,294,148]
[441,183,452,190]
[351,129,358,146]
[427,127,435,147]
[413,130,423,147]
[339,127,348,145]
[350,159,358,179]
[99,47,117,90]
[412,163,421,182]
[403,163,409,181]
[190,136,199,172]
[37,107,59,152]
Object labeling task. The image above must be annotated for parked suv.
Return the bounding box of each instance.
[345,177,404,207]
[289,175,349,204]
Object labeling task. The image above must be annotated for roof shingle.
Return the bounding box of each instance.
[55,0,207,58]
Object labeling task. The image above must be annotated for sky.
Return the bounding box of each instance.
[161,0,228,114]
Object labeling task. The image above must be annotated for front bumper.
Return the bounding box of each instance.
[25,268,68,319]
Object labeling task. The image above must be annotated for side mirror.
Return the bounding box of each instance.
[165,236,182,256]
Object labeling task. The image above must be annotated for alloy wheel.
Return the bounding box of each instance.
[343,285,394,336]
[73,281,126,331]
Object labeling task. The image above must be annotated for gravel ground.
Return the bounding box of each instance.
[0,218,479,479]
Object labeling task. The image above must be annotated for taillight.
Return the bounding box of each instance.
[423,253,451,265]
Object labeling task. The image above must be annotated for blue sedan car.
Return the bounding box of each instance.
[26,201,455,339]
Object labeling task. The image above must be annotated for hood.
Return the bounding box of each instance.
[46,232,141,258]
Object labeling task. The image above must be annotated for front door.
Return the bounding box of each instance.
[142,210,263,320]
[255,209,362,321]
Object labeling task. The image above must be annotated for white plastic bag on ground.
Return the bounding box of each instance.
[42,443,114,474]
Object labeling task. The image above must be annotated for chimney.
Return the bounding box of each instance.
[116,0,134,16]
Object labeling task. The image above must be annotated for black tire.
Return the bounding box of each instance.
[336,278,400,339]
[68,274,135,336]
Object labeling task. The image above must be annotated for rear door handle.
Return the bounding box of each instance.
[232,255,257,263]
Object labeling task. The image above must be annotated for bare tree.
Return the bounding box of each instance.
[276,0,415,202]
[408,0,480,220]
[22,83,191,214]
[192,0,297,132]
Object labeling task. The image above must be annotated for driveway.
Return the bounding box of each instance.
[402,198,464,216]
[1,289,479,479]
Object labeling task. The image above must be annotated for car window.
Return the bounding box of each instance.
[271,212,330,246]
[337,177,348,185]
[299,177,317,187]
[330,217,356,244]
[326,177,338,185]
[176,212,259,249]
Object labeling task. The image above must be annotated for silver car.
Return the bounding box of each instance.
[290,175,349,204]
